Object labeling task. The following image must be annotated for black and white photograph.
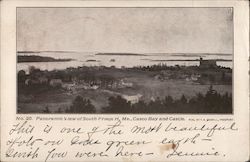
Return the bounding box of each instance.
[17,7,233,114]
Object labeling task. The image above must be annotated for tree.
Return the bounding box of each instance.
[164,95,174,105]
[148,97,164,113]
[103,96,131,113]
[180,95,187,104]
[70,95,95,113]
[163,95,175,113]
[18,70,26,85]
[28,66,36,74]
[132,100,147,113]
[221,72,225,81]
[85,99,96,113]
[43,106,50,113]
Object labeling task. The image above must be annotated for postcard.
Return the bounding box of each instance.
[1,0,249,161]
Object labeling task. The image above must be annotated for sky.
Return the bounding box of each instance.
[17,8,233,54]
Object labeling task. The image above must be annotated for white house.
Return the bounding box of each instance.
[122,94,142,104]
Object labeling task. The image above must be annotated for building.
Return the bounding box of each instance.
[62,83,76,90]
[120,79,133,88]
[49,79,63,87]
[199,57,217,68]
[25,79,40,85]
[122,94,142,104]
[185,74,200,82]
[38,77,48,84]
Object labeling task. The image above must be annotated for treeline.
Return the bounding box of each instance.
[133,64,184,71]
[18,66,117,85]
[59,86,231,114]
[133,63,232,71]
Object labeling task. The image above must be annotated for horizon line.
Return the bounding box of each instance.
[17,50,232,55]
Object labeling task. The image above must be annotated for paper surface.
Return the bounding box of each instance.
[0,0,249,161]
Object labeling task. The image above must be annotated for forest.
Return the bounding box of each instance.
[61,85,232,114]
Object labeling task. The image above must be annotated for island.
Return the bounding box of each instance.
[95,53,147,56]
[18,55,73,63]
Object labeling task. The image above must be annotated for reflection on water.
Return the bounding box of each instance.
[17,52,232,73]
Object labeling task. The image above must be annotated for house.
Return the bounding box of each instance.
[154,74,163,80]
[185,74,201,82]
[90,85,99,90]
[25,79,40,85]
[191,74,200,81]
[120,79,133,87]
[25,79,30,85]
[38,77,48,84]
[150,96,155,101]
[199,57,217,68]
[122,94,142,104]
[62,83,76,90]
[49,79,62,87]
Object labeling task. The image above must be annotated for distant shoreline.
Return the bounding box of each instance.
[18,55,73,63]
[149,59,232,62]
[95,53,147,56]
[17,50,78,54]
